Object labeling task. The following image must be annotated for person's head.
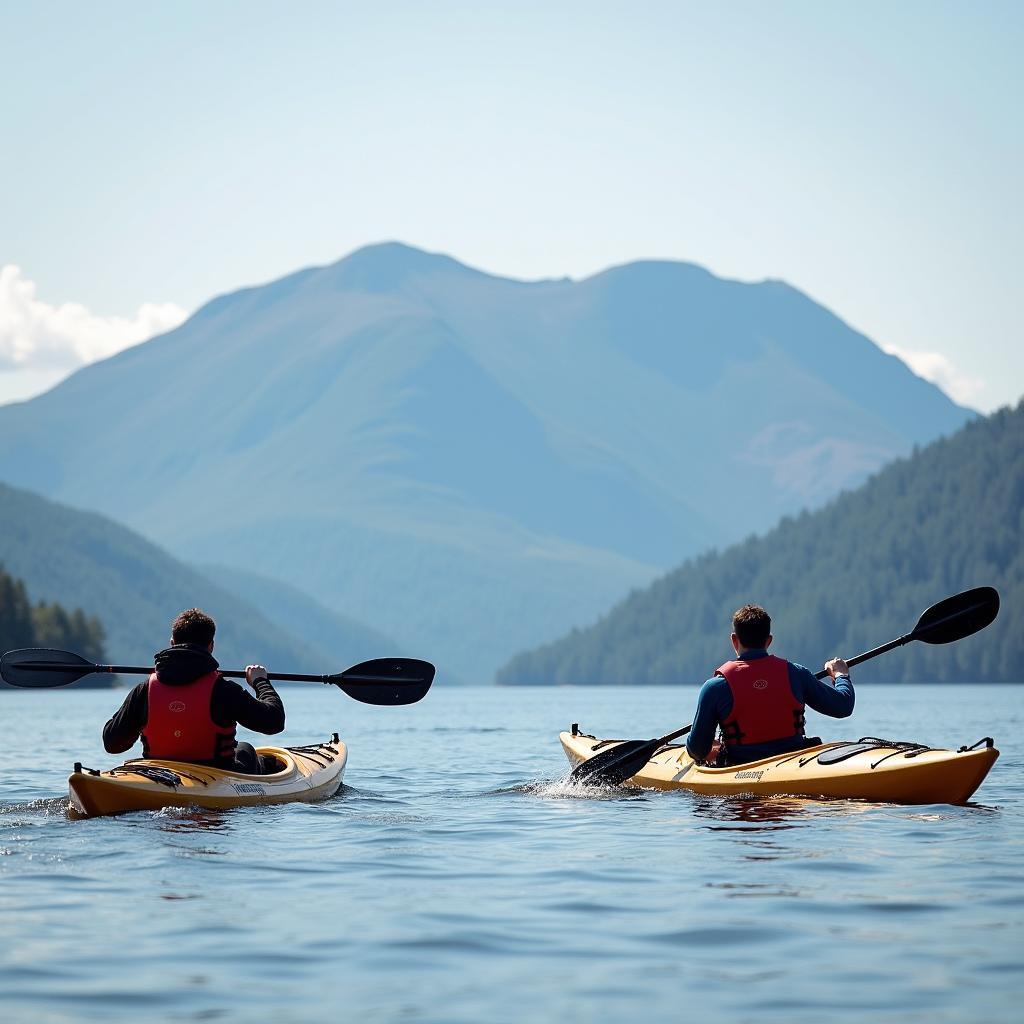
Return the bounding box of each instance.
[731,604,772,653]
[171,608,216,651]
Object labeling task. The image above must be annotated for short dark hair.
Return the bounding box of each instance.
[732,604,771,648]
[171,608,216,647]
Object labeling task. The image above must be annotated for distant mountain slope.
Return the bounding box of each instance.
[498,401,1023,684]
[198,562,426,673]
[0,482,396,672]
[0,243,973,679]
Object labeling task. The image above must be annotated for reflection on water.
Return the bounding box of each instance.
[147,807,232,834]
[693,794,822,826]
[705,879,804,899]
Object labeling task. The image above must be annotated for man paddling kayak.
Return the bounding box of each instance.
[102,608,285,774]
[687,604,854,767]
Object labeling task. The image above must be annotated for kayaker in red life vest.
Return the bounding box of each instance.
[686,604,855,767]
[102,608,285,774]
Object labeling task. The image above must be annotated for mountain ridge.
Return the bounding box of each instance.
[0,243,974,679]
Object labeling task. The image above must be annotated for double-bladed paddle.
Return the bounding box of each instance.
[809,587,999,679]
[568,586,1000,786]
[0,648,435,706]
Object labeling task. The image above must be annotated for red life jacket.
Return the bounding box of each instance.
[142,671,237,764]
[716,655,805,747]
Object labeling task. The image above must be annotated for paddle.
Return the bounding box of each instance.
[568,586,1000,786]
[0,648,435,706]
[811,586,999,679]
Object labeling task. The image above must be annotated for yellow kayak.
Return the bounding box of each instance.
[560,727,998,805]
[68,734,347,819]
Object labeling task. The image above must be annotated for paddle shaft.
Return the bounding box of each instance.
[814,639,903,681]
[8,662,423,685]
[654,724,692,745]
[812,593,994,680]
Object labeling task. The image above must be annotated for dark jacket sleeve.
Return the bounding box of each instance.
[211,677,285,735]
[102,682,149,753]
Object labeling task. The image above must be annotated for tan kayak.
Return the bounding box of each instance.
[68,734,347,819]
[560,727,998,805]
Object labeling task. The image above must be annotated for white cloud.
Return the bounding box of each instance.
[0,264,188,372]
[881,343,986,408]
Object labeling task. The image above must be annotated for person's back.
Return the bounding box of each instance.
[102,608,285,774]
[686,604,855,766]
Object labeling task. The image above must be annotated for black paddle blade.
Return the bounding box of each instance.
[328,658,435,705]
[912,587,999,645]
[0,648,97,688]
[568,738,659,786]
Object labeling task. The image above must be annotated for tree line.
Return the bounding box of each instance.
[0,564,107,679]
[498,400,1023,685]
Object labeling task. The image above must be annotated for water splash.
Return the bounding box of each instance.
[485,776,649,801]
[0,796,71,818]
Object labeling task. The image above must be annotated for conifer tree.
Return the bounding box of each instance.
[1,565,108,680]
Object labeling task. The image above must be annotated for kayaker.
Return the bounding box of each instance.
[686,604,854,766]
[101,608,285,774]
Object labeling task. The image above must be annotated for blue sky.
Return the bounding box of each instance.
[1,0,1020,410]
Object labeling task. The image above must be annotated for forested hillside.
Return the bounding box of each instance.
[498,401,1023,684]
[1,564,107,686]
[0,482,398,671]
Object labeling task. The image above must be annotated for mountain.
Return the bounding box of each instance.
[0,243,973,680]
[197,562,421,674]
[0,482,399,672]
[497,401,1023,684]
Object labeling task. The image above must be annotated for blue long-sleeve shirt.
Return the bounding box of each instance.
[685,649,855,765]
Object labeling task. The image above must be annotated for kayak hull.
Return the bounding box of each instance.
[68,735,347,819]
[560,729,998,805]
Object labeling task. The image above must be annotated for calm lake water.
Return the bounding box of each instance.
[2,683,1022,1023]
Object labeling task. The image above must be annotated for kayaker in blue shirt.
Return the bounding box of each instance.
[686,604,854,766]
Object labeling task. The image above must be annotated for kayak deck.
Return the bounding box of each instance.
[560,727,998,805]
[68,734,347,819]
